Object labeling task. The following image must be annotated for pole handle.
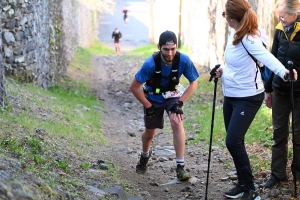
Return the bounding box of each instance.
[288,61,295,81]
[209,64,221,82]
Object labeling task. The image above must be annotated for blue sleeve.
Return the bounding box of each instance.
[180,53,200,82]
[135,56,155,83]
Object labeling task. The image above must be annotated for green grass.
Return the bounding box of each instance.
[87,40,115,55]
[247,105,273,144]
[68,41,115,80]
[183,74,225,146]
[129,44,158,57]
[68,47,93,76]
[80,162,90,170]
[0,78,105,198]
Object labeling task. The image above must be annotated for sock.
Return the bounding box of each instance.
[141,151,149,158]
[176,158,184,167]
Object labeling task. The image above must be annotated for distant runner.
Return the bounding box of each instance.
[111,28,122,55]
[122,7,129,26]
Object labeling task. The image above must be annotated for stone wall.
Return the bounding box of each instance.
[1,0,51,88]
[77,3,99,47]
[0,1,6,108]
[0,0,99,106]
[60,0,99,72]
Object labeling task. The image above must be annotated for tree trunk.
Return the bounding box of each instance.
[178,0,182,48]
[270,0,277,48]
[149,0,155,44]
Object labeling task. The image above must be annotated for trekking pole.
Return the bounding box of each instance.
[288,61,297,197]
[205,64,221,200]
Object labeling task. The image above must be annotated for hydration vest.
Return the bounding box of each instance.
[145,51,180,94]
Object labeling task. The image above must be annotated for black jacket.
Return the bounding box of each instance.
[265,17,300,95]
[112,31,122,42]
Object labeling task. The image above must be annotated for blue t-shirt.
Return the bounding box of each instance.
[135,52,199,103]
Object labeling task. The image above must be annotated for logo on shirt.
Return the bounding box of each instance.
[240,111,245,116]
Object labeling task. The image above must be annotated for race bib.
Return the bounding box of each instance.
[162,84,186,99]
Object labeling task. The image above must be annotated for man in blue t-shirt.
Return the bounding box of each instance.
[130,30,199,181]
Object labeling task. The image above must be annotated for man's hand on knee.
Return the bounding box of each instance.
[170,100,183,115]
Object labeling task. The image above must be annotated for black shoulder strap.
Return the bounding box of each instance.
[152,51,161,71]
[241,40,267,60]
[149,51,162,86]
[241,41,258,62]
[170,51,180,85]
[241,41,259,89]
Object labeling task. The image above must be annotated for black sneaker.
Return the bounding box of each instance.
[176,164,191,181]
[135,149,152,174]
[241,190,261,200]
[223,185,247,199]
[258,175,279,189]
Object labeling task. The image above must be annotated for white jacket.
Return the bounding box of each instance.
[222,29,287,97]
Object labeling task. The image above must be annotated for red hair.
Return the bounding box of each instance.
[225,0,259,45]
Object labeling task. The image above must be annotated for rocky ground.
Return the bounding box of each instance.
[0,53,299,200]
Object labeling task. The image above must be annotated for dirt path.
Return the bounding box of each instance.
[88,54,240,200]
[89,54,299,200]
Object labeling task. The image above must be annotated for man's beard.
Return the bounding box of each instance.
[162,54,173,63]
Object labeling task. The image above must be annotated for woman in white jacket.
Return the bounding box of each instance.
[214,0,297,199]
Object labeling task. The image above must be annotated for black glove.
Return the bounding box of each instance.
[145,106,155,117]
[209,64,221,82]
[170,100,184,114]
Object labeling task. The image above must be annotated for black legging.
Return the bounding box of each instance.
[223,93,263,189]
